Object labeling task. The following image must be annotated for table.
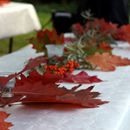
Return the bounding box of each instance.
[1,42,130,130]
[0,2,41,53]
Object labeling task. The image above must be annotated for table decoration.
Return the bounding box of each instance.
[0,25,108,110]
[69,15,130,71]
[1,45,130,130]
[1,15,129,106]
[30,29,64,57]
[29,16,130,72]
[72,13,130,43]
[1,13,130,130]
[0,62,107,107]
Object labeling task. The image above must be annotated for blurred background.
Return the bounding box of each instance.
[0,0,78,55]
[0,0,130,55]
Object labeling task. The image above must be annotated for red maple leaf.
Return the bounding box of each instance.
[0,70,107,108]
[0,111,13,130]
[59,71,102,83]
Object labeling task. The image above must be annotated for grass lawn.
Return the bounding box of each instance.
[0,2,77,56]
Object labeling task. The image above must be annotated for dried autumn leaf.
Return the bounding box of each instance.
[0,111,12,130]
[87,52,130,71]
[59,71,102,83]
[0,71,107,108]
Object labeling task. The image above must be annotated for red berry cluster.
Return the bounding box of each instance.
[46,60,80,75]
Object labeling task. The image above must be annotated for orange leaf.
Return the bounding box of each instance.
[0,111,13,130]
[87,52,130,71]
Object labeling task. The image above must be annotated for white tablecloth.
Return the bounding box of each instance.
[0,2,41,39]
[1,42,130,130]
